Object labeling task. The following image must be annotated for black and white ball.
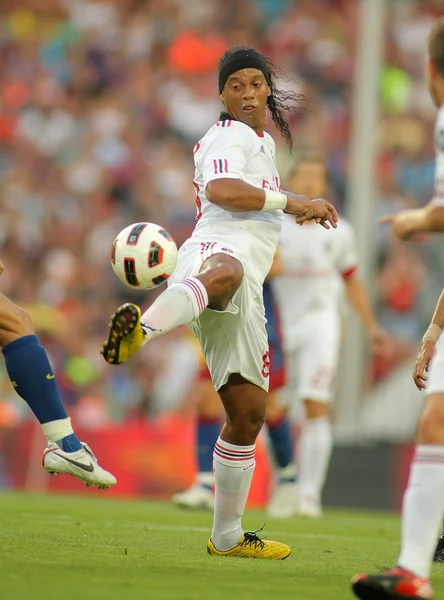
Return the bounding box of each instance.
[111,222,178,289]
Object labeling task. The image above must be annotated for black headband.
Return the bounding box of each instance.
[218,48,271,93]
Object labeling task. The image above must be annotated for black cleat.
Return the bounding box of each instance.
[351,567,433,599]
[433,536,444,563]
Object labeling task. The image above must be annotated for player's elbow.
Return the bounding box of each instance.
[206,180,230,206]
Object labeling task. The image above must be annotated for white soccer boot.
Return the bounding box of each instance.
[43,442,117,490]
[298,494,323,518]
[267,480,299,518]
[172,483,214,510]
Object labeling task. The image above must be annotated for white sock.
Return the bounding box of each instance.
[211,437,256,551]
[397,445,444,579]
[41,417,74,442]
[141,277,208,343]
[298,416,333,503]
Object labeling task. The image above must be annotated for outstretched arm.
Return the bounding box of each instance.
[206,178,338,228]
[380,204,444,240]
[381,112,444,240]
[413,290,444,390]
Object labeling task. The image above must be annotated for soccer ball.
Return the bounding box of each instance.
[110,222,178,290]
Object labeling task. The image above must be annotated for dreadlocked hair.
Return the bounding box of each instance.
[264,57,305,151]
[218,47,305,150]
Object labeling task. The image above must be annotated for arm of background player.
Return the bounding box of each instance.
[413,289,444,390]
[381,131,444,239]
[380,203,444,240]
[343,271,392,356]
[413,203,444,232]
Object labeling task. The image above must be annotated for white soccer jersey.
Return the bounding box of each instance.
[192,118,283,227]
[187,118,283,284]
[272,215,358,348]
[432,105,444,206]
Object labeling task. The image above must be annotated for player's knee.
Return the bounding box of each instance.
[13,306,34,334]
[208,262,243,300]
[229,407,266,444]
[199,256,244,304]
[0,305,34,345]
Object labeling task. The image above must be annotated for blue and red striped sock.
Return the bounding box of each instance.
[267,415,296,481]
[197,418,220,489]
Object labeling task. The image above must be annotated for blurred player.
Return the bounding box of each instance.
[172,278,297,515]
[272,155,390,518]
[0,258,115,489]
[352,17,444,600]
[101,46,337,559]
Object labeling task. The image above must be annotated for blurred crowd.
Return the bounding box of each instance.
[0,0,443,429]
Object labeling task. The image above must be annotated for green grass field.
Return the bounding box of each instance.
[0,492,443,600]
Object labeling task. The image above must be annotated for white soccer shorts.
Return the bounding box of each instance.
[169,239,270,392]
[279,311,341,406]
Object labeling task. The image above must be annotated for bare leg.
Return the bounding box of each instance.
[211,374,266,550]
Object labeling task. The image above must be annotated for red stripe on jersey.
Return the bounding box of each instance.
[193,180,202,220]
[193,142,200,155]
[216,122,220,127]
[342,266,357,279]
[223,159,228,173]
[213,159,218,174]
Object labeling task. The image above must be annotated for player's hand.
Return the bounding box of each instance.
[295,198,338,229]
[368,325,393,358]
[379,211,422,241]
[413,340,436,390]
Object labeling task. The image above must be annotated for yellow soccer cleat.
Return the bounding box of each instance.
[207,531,291,560]
[101,303,146,365]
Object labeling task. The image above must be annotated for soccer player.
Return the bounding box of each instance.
[0,258,115,489]
[101,46,337,559]
[172,278,296,514]
[352,17,444,600]
[271,155,391,518]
